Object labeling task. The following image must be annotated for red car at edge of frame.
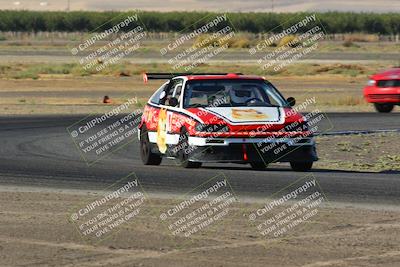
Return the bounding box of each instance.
[363,68,400,113]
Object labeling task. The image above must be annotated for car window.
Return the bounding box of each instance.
[163,78,183,106]
[263,82,285,106]
[184,79,285,108]
[149,82,168,104]
[173,84,183,104]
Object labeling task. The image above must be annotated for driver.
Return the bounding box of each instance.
[229,87,255,105]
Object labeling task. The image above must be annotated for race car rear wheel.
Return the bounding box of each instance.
[290,161,313,172]
[140,127,162,165]
[250,162,267,170]
[177,129,202,168]
[374,103,394,113]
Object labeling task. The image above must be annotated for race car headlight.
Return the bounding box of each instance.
[195,123,229,132]
[367,79,376,86]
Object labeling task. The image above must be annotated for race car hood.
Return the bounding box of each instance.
[186,107,304,128]
[199,106,285,125]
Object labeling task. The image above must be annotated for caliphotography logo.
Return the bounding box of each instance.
[67,95,143,165]
[247,174,328,242]
[68,172,148,244]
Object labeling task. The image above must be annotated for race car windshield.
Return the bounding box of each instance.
[184,79,286,108]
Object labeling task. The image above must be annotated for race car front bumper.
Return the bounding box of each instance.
[187,137,318,163]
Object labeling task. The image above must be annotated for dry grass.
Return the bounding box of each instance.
[193,34,251,49]
[277,35,300,47]
[316,133,400,172]
[343,33,380,42]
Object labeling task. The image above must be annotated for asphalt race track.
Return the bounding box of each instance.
[0,113,399,207]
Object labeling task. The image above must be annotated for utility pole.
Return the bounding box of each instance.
[67,0,70,11]
[271,0,274,12]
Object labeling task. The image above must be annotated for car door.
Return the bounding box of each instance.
[156,78,184,153]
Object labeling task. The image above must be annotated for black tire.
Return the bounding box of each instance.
[374,103,394,113]
[290,161,313,172]
[250,162,267,170]
[177,129,202,168]
[140,127,162,165]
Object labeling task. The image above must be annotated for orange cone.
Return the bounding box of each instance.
[103,96,112,104]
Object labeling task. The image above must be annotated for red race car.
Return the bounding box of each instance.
[363,68,400,113]
[138,73,317,171]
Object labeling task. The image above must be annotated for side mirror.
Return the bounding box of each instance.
[168,97,179,107]
[286,97,296,107]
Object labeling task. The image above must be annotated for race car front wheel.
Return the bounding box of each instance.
[140,127,162,165]
[374,103,394,113]
[290,161,313,172]
[177,129,202,168]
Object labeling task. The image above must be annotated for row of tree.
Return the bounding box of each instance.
[0,10,398,34]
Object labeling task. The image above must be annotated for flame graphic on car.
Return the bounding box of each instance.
[232,108,269,120]
[156,108,168,154]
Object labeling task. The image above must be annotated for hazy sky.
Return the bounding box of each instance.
[1,0,399,12]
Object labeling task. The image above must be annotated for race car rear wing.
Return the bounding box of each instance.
[142,72,243,82]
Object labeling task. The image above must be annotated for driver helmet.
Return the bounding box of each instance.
[229,87,255,104]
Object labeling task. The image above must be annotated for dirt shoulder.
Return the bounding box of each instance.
[0,188,399,267]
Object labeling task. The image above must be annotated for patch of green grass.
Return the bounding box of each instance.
[336,141,352,152]
[315,64,368,76]
[376,155,400,171]
[342,41,360,48]
[0,62,383,79]
[362,140,371,146]
[31,64,75,74]
[12,70,39,80]
[0,65,11,74]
